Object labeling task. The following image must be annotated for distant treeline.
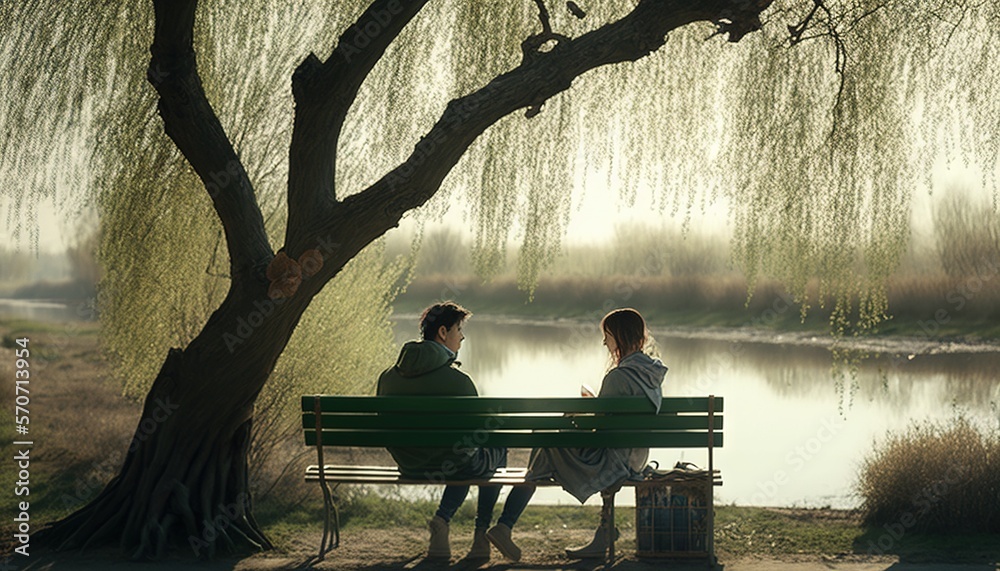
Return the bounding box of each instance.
[390,189,1000,338]
[0,227,98,300]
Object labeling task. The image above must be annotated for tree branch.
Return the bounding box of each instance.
[328,0,771,252]
[285,0,430,245]
[148,0,273,285]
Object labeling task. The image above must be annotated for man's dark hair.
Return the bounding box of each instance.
[420,301,471,341]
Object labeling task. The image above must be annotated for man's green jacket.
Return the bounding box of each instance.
[376,340,478,478]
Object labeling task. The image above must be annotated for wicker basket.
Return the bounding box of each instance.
[635,479,710,557]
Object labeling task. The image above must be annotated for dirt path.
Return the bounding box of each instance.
[14,529,997,571]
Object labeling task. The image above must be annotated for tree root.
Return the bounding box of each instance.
[35,419,270,560]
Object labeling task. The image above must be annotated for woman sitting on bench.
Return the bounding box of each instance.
[484,307,668,560]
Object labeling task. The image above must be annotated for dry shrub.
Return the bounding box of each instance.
[856,416,1000,533]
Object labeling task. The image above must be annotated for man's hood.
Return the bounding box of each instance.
[393,340,455,377]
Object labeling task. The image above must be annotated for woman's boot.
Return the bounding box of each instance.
[564,521,620,559]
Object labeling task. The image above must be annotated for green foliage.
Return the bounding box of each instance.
[0,0,407,405]
[856,416,1000,534]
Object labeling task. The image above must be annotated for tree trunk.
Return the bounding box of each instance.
[35,275,319,558]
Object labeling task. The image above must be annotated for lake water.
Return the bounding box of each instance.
[394,315,1000,509]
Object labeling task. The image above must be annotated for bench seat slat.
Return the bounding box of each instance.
[305,466,722,480]
[304,465,722,486]
[302,396,723,414]
[303,412,722,431]
[306,470,523,477]
[305,429,723,448]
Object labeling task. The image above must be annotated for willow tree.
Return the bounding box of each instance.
[3,0,998,560]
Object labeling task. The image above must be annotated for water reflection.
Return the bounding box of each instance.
[392,315,1000,508]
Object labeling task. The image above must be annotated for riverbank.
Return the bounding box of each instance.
[389,311,1000,359]
[395,275,1000,343]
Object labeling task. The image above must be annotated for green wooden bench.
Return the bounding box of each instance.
[302,394,723,564]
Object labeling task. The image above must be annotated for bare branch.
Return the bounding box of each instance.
[787,0,821,45]
[148,0,273,284]
[285,0,430,244]
[534,0,553,35]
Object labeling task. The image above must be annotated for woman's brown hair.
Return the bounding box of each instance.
[601,308,647,365]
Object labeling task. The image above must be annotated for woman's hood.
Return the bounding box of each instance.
[617,351,668,411]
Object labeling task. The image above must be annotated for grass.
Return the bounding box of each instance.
[714,506,862,557]
[253,492,865,558]
[0,317,138,555]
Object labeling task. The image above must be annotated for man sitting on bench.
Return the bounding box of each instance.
[377,301,525,562]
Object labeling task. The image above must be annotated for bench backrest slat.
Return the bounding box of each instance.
[302,412,722,431]
[301,396,723,414]
[304,429,724,449]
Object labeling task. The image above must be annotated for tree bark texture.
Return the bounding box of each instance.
[35,0,770,558]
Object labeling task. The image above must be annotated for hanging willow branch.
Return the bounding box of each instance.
[327,0,773,267]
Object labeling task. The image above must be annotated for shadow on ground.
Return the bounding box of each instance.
[15,549,718,571]
[852,527,1000,567]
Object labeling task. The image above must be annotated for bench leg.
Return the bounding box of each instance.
[600,486,619,565]
[318,479,339,559]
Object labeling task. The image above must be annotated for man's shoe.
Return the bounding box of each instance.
[427,515,451,560]
[464,527,491,560]
[565,524,620,559]
[486,523,521,562]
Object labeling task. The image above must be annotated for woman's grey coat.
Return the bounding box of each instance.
[526,351,667,502]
